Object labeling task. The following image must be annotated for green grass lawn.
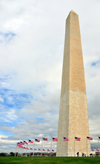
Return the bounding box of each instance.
[0,157,100,164]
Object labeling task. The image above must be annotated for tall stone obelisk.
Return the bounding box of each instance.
[57,10,90,156]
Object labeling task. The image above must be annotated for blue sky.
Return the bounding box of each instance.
[0,0,100,153]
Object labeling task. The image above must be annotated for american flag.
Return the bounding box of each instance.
[19,142,23,145]
[97,149,99,152]
[63,137,69,141]
[24,141,28,144]
[34,149,37,150]
[30,148,33,150]
[52,149,54,152]
[22,142,24,144]
[35,139,40,142]
[20,142,24,145]
[18,145,23,148]
[43,149,45,151]
[17,142,23,147]
[43,138,48,141]
[29,140,34,143]
[98,137,100,141]
[38,149,41,151]
[52,138,58,141]
[87,137,93,140]
[47,149,50,151]
[75,137,80,141]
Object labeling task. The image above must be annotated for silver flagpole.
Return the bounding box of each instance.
[17,147,19,156]
[98,136,99,150]
[21,147,22,155]
[29,149,31,156]
[23,148,24,155]
[42,138,43,156]
[15,144,16,156]
[19,147,20,156]
[21,145,23,155]
[62,137,63,156]
[16,144,18,156]
[17,146,19,156]
[33,141,34,156]
[15,143,17,156]
[41,139,42,156]
[51,137,52,157]
[74,137,75,156]
[21,146,23,156]
[67,138,69,156]
[30,149,31,156]
[34,141,35,156]
[87,138,88,157]
[18,147,20,156]
[28,141,30,156]
[21,146,22,156]
[56,139,57,156]
[33,141,35,156]
[86,136,87,156]
[26,142,28,156]
[27,142,28,155]
[22,147,23,156]
[28,141,29,157]
[19,146,20,156]
[25,146,27,156]
[26,144,27,156]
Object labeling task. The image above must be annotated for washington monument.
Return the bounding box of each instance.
[57,10,90,156]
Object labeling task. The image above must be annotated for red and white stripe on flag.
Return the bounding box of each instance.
[29,140,34,143]
[75,137,80,141]
[87,137,93,140]
[43,138,48,141]
[52,138,58,141]
[63,137,69,141]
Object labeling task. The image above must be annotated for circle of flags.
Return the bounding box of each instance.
[16,136,100,156]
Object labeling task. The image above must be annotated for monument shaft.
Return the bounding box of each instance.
[57,11,90,156]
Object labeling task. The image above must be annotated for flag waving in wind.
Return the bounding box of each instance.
[35,139,40,142]
[63,137,69,141]
[75,137,80,141]
[24,141,28,144]
[52,138,58,141]
[47,149,50,151]
[29,140,34,143]
[43,138,48,141]
[87,137,93,140]
[34,149,37,151]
